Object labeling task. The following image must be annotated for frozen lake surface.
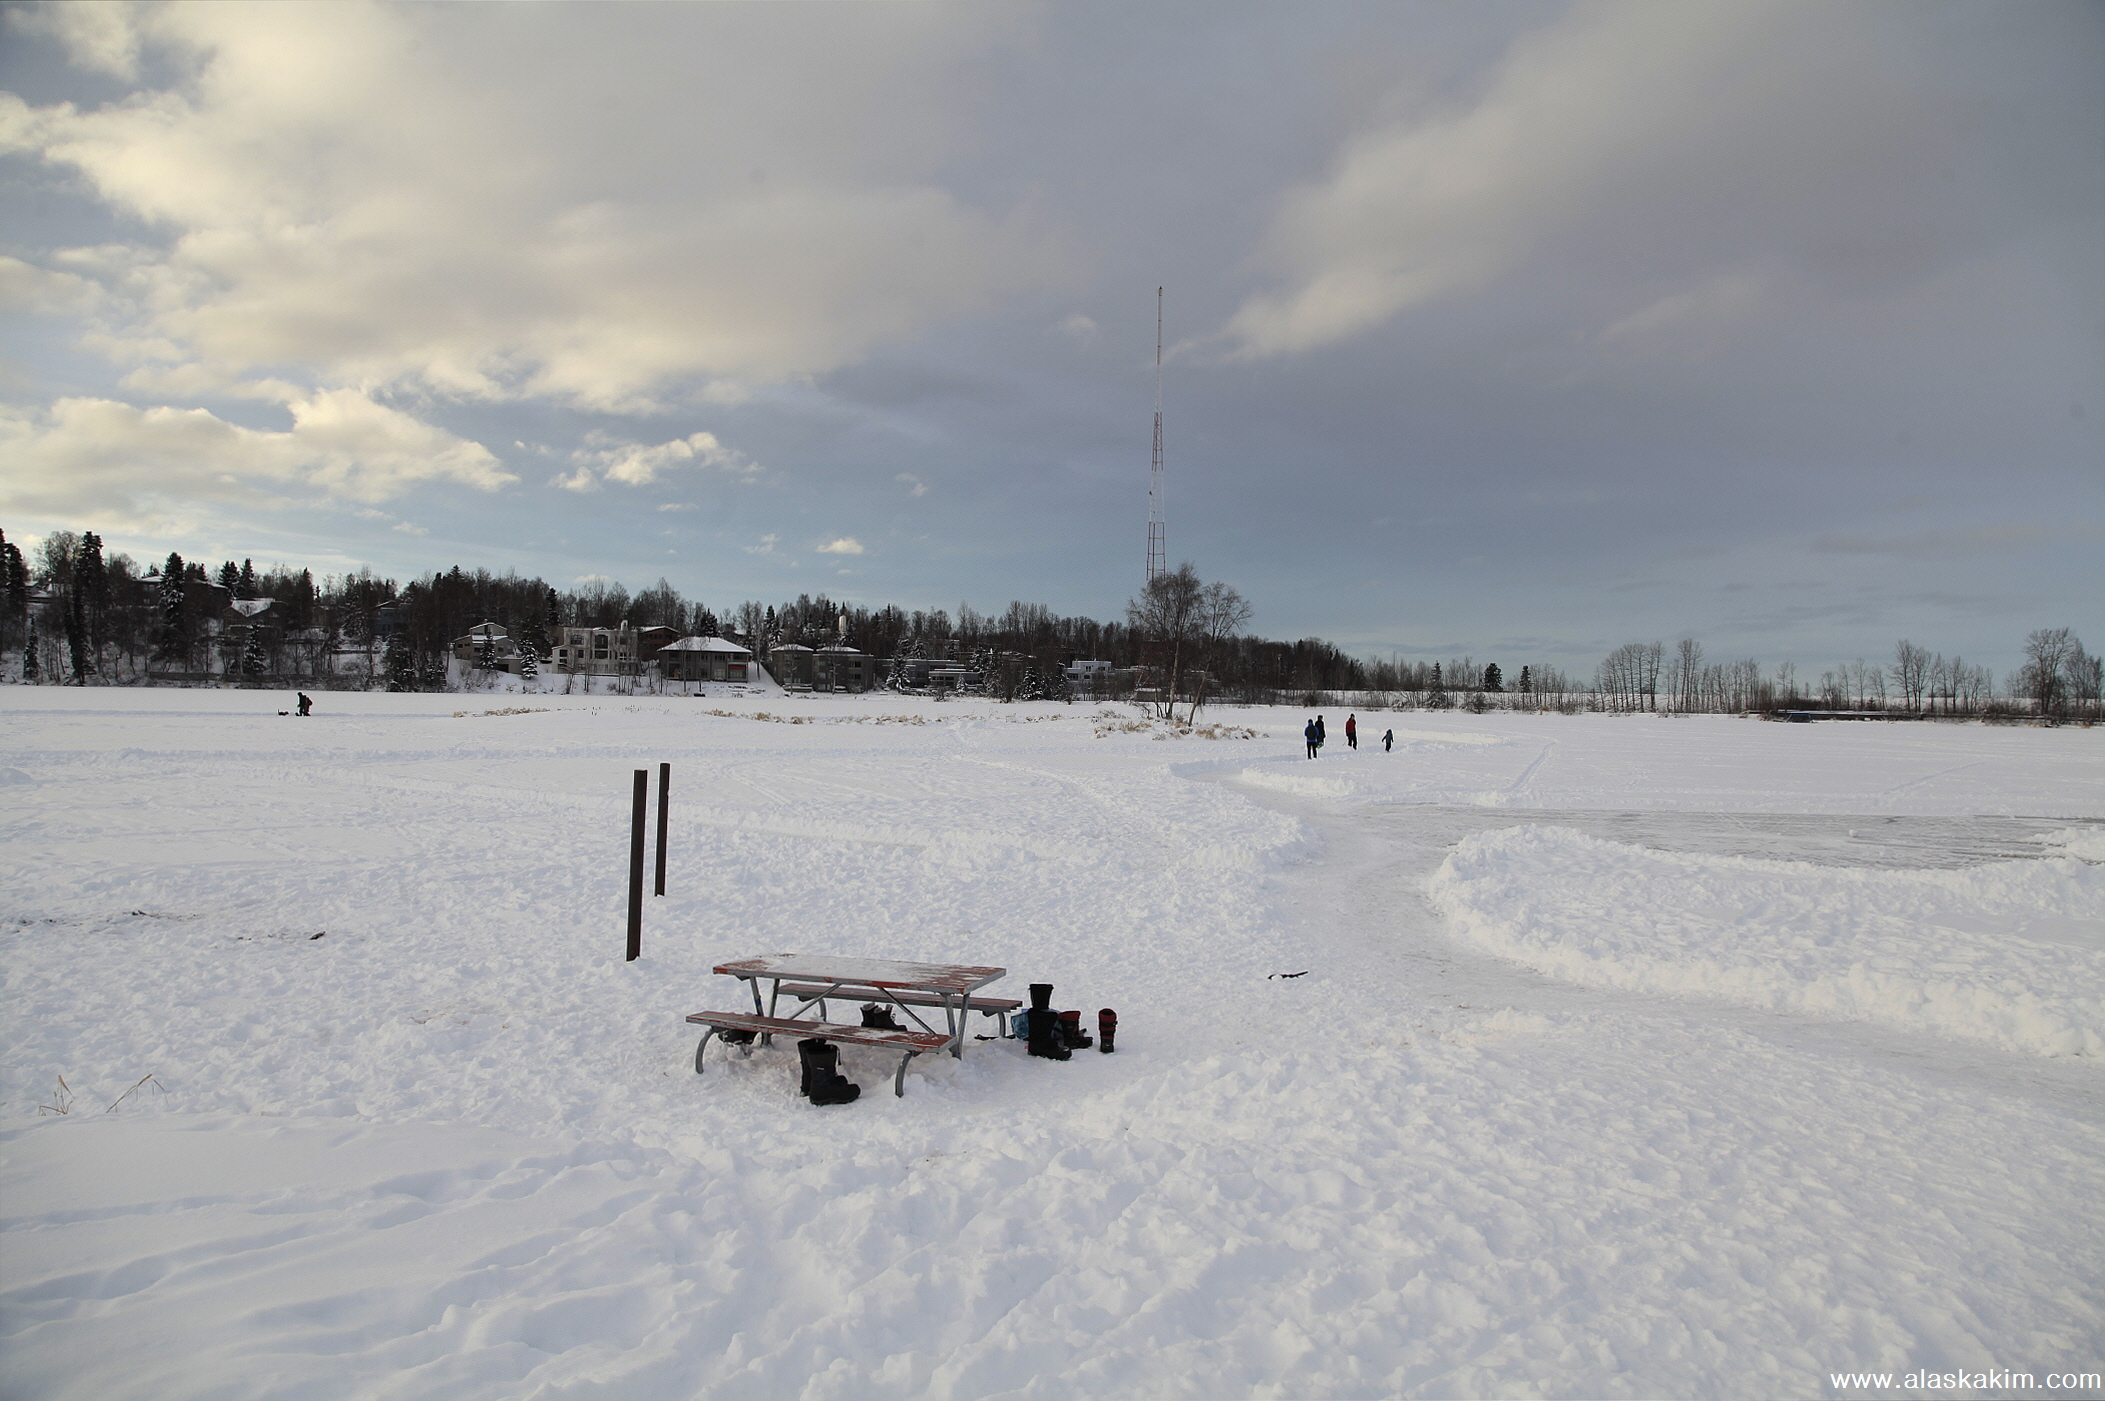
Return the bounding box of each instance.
[2,688,2101,1399]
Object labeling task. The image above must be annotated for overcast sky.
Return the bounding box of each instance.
[3,0,2099,675]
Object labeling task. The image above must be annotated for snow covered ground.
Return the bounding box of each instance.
[2,689,2100,1399]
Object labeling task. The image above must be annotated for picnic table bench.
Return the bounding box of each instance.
[688,953,1010,1099]
[685,1010,951,1097]
[775,982,1022,1034]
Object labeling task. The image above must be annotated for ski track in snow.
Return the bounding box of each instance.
[2,689,2102,1399]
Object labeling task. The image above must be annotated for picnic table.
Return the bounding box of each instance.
[687,953,1015,1097]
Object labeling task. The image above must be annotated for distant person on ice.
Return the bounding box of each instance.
[295,692,312,716]
[1304,719,1319,759]
[1345,714,1357,750]
[1314,715,1326,751]
[1383,728,1393,752]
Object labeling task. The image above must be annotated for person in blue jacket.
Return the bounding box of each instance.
[1304,719,1319,758]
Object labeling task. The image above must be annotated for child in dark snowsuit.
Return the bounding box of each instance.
[1304,720,1319,758]
[1314,715,1326,750]
[1383,729,1393,752]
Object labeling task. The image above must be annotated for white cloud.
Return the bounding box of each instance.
[0,255,101,316]
[567,430,760,490]
[0,3,1056,410]
[8,2,142,80]
[816,537,864,555]
[742,533,780,555]
[1058,313,1099,340]
[894,472,928,497]
[0,392,512,529]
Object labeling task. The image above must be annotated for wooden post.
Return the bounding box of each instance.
[627,769,647,961]
[654,761,670,896]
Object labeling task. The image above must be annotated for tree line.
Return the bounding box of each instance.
[2,524,2093,720]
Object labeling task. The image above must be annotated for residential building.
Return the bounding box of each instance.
[452,621,517,668]
[811,643,876,692]
[657,635,756,683]
[551,622,640,675]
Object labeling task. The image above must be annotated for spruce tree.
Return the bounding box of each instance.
[1020,665,1046,702]
[218,560,240,594]
[64,586,90,683]
[517,632,540,683]
[968,645,998,697]
[0,531,27,651]
[418,651,447,692]
[383,631,416,691]
[23,628,39,681]
[75,533,107,667]
[241,627,268,677]
[236,559,256,599]
[1482,663,1503,693]
[157,553,189,666]
[1518,665,1532,695]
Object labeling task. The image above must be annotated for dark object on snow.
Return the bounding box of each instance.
[296,692,312,716]
[1026,983,1070,1060]
[718,1027,756,1046]
[1098,1008,1117,1053]
[1057,1009,1094,1051]
[1268,970,1309,979]
[798,1037,861,1105]
[860,1002,901,1030]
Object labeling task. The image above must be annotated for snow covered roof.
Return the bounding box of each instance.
[813,644,865,655]
[770,643,815,653]
[228,598,274,617]
[660,635,753,654]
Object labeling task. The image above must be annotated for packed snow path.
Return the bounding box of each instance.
[2,690,2100,1399]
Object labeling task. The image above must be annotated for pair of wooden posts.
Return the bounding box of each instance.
[627,762,669,961]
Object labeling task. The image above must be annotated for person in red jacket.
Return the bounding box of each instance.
[1345,713,1357,750]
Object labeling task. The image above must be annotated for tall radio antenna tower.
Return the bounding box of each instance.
[1146,286,1166,583]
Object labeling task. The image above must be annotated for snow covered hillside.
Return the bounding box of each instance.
[2,690,2100,1399]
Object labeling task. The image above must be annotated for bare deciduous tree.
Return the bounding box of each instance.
[2021,627,2080,717]
[1891,640,1932,712]
[1127,563,1250,724]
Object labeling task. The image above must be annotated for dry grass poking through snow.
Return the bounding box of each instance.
[1092,710,1258,740]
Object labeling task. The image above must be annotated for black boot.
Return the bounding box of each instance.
[860,1003,901,1031]
[1098,1008,1116,1053]
[1057,1009,1094,1051]
[798,1037,828,1098]
[803,1038,861,1105]
[1027,983,1070,1060]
